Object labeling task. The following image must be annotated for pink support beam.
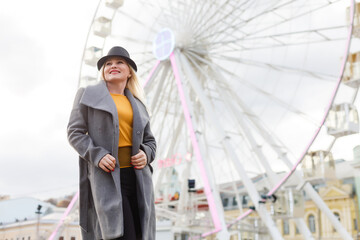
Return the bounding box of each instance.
[169,52,222,233]
[143,60,161,88]
[48,192,79,240]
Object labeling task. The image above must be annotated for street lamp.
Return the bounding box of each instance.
[35,205,42,240]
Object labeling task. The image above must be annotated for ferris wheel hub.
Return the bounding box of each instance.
[153,28,175,61]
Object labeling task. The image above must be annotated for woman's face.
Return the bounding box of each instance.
[103,57,131,83]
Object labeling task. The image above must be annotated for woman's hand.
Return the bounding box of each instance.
[131,149,147,169]
[99,154,116,172]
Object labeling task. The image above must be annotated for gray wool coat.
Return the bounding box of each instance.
[67,80,156,240]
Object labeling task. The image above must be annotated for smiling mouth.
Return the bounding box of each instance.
[110,70,120,74]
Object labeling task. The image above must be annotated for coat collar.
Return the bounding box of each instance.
[80,80,117,119]
[79,80,147,130]
[124,88,144,133]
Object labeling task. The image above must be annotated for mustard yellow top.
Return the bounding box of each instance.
[110,93,133,147]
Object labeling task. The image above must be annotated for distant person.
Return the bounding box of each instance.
[67,46,156,240]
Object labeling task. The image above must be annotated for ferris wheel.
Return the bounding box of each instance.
[71,0,360,239]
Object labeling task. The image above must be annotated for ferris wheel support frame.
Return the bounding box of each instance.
[175,50,284,239]
[183,52,279,188]
[169,52,230,238]
[185,30,355,238]
[216,68,353,240]
[215,81,315,239]
[153,102,185,196]
[148,63,169,112]
[143,60,161,89]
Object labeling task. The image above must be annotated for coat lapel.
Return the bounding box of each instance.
[125,88,145,155]
[80,81,122,197]
[80,80,118,121]
[125,88,148,235]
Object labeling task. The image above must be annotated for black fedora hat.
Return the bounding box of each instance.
[97,46,137,72]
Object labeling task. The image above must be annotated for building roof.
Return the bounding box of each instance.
[0,197,55,224]
[219,159,358,196]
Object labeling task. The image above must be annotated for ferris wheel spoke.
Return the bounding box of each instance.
[206,25,347,51]
[211,53,337,81]
[142,60,161,86]
[181,0,212,34]
[149,73,174,124]
[157,106,184,155]
[190,0,236,38]
[239,0,342,39]
[184,52,318,126]
[154,115,185,197]
[147,63,169,111]
[180,52,271,184]
[221,37,346,52]
[239,0,297,26]
[191,60,282,187]
[194,0,297,43]
[208,59,350,239]
[192,0,250,41]
[212,70,298,160]
[153,112,179,152]
[116,9,159,34]
[174,51,284,239]
[186,51,322,126]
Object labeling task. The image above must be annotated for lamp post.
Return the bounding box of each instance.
[187,179,196,228]
[35,205,42,240]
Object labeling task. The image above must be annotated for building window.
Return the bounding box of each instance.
[232,196,237,206]
[242,195,248,207]
[282,220,290,235]
[295,226,299,234]
[354,219,358,231]
[308,214,316,233]
[222,197,229,207]
[71,237,76,240]
[59,237,64,240]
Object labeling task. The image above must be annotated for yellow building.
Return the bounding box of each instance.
[276,180,358,240]
[219,159,360,240]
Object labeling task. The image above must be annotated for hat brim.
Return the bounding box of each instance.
[97,55,137,72]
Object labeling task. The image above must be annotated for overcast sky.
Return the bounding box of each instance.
[0,0,98,199]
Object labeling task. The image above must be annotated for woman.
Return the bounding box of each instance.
[67,46,156,240]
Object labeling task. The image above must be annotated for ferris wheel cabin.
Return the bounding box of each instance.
[302,150,337,184]
[84,46,102,67]
[343,51,360,88]
[94,17,111,38]
[326,103,359,138]
[268,188,305,219]
[347,2,360,38]
[105,0,124,9]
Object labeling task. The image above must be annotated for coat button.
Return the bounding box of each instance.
[136,131,141,135]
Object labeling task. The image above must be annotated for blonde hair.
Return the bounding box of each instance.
[126,66,146,104]
[101,62,146,105]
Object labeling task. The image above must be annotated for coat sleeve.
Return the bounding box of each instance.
[67,88,110,167]
[140,120,156,165]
